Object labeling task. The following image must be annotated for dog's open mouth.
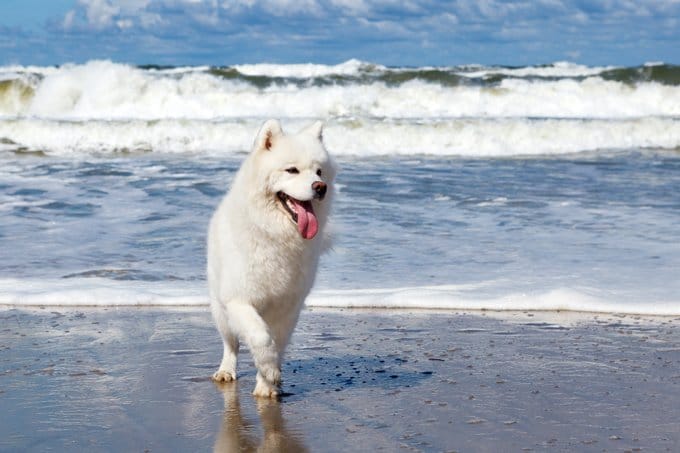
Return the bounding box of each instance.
[277,192,319,240]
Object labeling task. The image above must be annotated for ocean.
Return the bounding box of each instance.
[1,60,679,315]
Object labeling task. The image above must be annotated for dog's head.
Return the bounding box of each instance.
[250,119,335,240]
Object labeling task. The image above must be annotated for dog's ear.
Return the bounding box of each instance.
[254,119,283,152]
[302,120,324,141]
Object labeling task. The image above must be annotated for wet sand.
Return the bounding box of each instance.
[1,307,679,452]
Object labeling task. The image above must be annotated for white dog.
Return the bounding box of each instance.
[208,119,335,397]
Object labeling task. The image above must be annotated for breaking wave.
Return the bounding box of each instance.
[2,116,679,157]
[1,59,680,156]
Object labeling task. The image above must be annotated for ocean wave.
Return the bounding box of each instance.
[2,60,680,157]
[1,278,677,316]
[462,61,618,79]
[1,60,679,121]
[232,58,379,78]
[2,116,678,157]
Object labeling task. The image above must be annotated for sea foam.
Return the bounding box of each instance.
[2,116,678,157]
[3,61,679,120]
[1,279,677,316]
[1,60,680,157]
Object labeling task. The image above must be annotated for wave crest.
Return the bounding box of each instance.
[1,60,680,156]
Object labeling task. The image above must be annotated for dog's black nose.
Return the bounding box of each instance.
[312,181,327,199]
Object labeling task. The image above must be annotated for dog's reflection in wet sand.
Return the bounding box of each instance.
[214,382,308,453]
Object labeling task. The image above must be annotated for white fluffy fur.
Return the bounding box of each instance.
[208,119,335,397]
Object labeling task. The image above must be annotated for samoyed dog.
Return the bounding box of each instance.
[208,119,335,397]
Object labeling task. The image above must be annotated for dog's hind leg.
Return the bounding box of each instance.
[211,302,239,382]
[226,303,281,398]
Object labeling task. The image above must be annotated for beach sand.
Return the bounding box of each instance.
[1,307,679,452]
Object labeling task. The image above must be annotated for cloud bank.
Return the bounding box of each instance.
[2,0,679,65]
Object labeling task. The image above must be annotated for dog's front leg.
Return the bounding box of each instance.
[211,300,239,382]
[227,303,281,398]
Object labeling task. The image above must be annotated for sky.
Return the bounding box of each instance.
[1,0,679,67]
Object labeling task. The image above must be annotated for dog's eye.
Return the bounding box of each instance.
[316,169,322,177]
[286,167,299,174]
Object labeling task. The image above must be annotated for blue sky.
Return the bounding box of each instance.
[1,0,678,67]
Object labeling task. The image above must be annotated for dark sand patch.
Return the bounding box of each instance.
[1,308,679,451]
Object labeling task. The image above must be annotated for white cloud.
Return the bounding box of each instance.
[79,0,121,29]
[39,0,680,66]
[328,0,424,15]
[62,10,77,30]
[116,19,134,29]
[63,0,163,31]
[357,16,410,35]
[329,0,370,15]
[220,0,324,16]
[54,0,680,31]
[139,12,164,28]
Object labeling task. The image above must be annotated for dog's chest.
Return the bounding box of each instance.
[245,238,316,302]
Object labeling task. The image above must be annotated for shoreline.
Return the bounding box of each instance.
[2,303,680,322]
[2,300,680,321]
[1,307,679,451]
[2,279,679,317]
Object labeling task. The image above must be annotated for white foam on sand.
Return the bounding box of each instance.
[309,286,680,316]
[0,278,206,307]
[1,278,678,316]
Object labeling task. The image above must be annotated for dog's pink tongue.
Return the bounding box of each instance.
[292,199,318,240]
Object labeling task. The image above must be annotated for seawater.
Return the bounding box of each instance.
[2,60,680,156]
[1,60,679,314]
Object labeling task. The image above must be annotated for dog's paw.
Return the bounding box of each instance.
[212,369,236,382]
[253,379,279,398]
[260,366,281,386]
[253,368,281,398]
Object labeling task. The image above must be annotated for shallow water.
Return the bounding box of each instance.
[0,150,679,313]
